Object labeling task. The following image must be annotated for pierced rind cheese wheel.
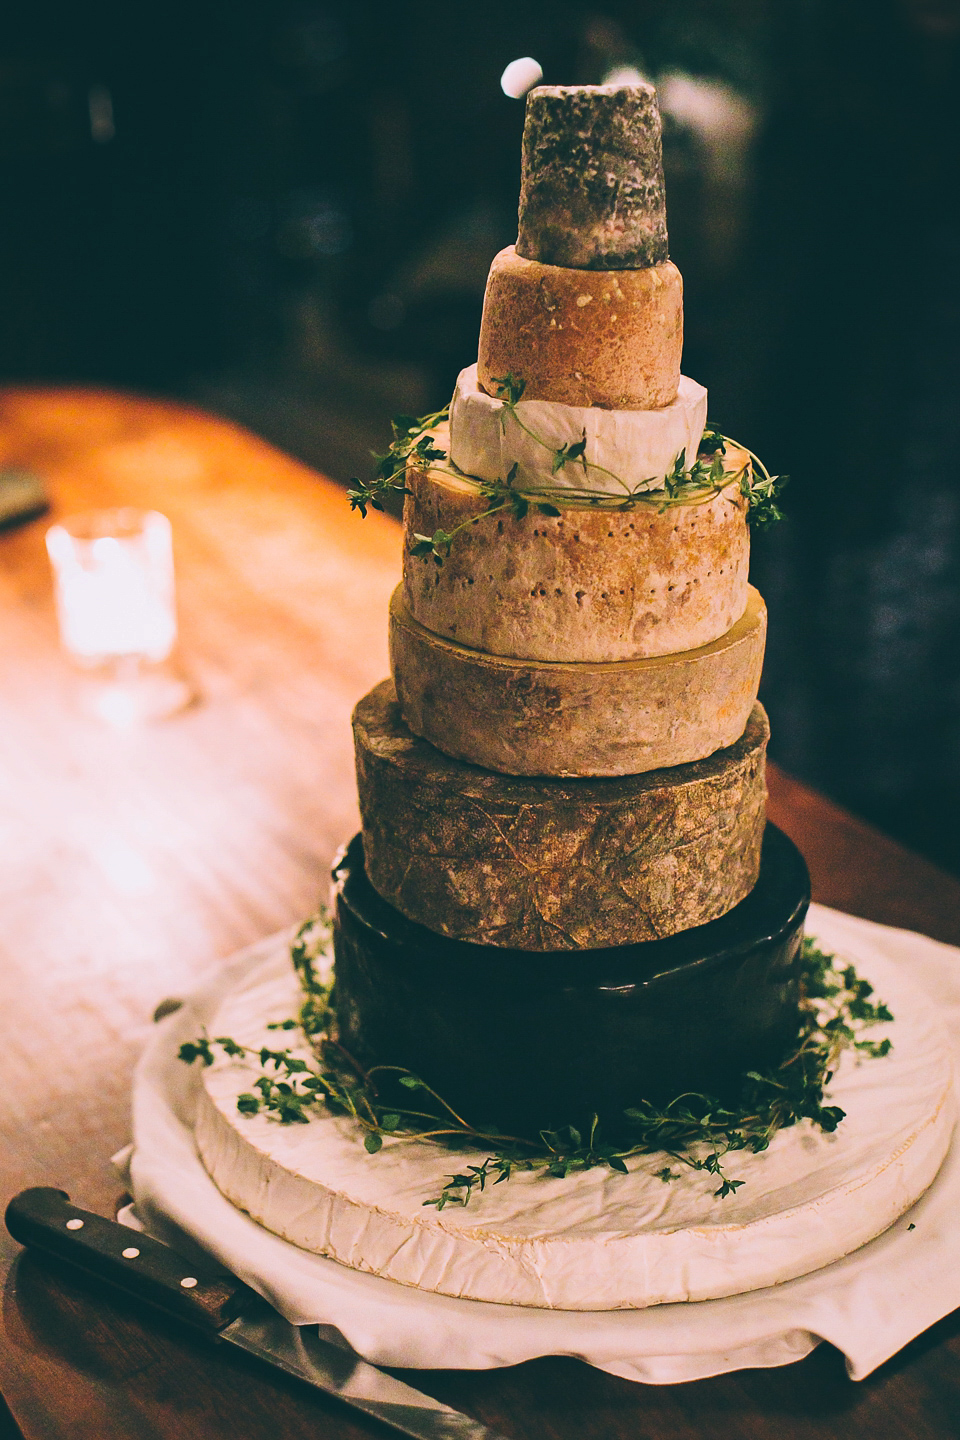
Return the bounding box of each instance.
[449,365,708,496]
[389,585,767,778]
[354,680,769,950]
[404,426,750,663]
[477,246,682,409]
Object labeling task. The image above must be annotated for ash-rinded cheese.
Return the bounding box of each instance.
[450,363,706,496]
[355,681,768,949]
[517,84,668,269]
[389,585,766,777]
[193,940,955,1309]
[477,248,683,410]
[405,425,749,663]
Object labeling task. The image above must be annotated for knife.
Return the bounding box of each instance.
[6,1188,507,1440]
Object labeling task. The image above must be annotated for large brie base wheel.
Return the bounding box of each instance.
[389,584,766,777]
[194,931,955,1311]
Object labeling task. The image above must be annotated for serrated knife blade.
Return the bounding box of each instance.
[5,1187,507,1440]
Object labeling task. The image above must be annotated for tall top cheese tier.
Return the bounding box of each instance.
[392,81,764,779]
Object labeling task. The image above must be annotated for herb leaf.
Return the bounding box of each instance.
[179,923,893,1211]
[349,390,787,559]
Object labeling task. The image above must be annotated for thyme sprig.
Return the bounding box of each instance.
[347,409,450,517]
[180,924,893,1208]
[346,382,788,562]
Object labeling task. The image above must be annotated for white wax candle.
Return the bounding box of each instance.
[47,510,177,665]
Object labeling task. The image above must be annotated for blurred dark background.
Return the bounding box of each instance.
[2,0,960,871]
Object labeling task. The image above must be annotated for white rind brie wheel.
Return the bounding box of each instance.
[449,363,707,496]
[193,938,955,1311]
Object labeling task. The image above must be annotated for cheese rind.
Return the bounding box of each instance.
[193,933,955,1309]
[407,424,748,663]
[355,681,768,949]
[477,247,682,409]
[517,84,668,269]
[450,364,706,494]
[389,586,767,777]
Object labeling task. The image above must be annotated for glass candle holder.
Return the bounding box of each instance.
[46,508,192,724]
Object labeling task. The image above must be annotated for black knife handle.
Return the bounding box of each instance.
[5,1188,251,1335]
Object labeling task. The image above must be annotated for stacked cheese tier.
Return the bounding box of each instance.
[334,84,808,1135]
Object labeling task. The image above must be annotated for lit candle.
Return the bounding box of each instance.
[46,509,177,666]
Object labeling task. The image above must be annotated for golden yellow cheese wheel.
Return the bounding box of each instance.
[389,585,767,778]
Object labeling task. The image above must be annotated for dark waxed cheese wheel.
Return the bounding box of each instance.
[331,824,810,1139]
[354,680,768,950]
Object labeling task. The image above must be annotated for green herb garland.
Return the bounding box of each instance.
[347,375,788,563]
[179,913,892,1209]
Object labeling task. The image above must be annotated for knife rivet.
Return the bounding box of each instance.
[122,1247,140,1259]
[65,1219,84,1230]
[180,1277,198,1289]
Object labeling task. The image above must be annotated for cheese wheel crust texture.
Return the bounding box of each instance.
[355,681,768,950]
[389,586,767,778]
[517,83,668,270]
[477,246,682,409]
[404,432,750,663]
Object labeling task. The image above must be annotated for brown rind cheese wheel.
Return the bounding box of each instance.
[403,430,750,663]
[389,585,767,778]
[477,246,682,409]
[354,680,768,951]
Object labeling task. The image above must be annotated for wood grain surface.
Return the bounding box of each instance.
[1,388,959,1439]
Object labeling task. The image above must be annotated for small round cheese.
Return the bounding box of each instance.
[477,247,683,409]
[517,84,668,269]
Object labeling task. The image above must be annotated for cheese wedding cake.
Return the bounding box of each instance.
[334,81,810,1132]
[180,83,960,1311]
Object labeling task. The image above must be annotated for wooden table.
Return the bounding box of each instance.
[2,388,959,1440]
